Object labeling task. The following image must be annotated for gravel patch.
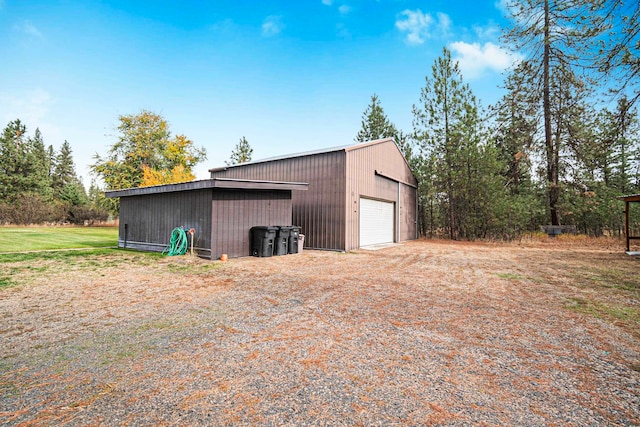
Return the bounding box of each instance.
[1,240,639,425]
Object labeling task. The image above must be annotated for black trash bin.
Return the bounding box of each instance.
[288,226,301,254]
[250,226,278,257]
[274,226,291,256]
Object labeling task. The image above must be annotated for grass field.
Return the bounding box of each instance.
[0,226,118,252]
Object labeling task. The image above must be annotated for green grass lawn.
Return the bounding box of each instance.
[0,226,118,252]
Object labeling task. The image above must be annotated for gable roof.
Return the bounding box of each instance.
[209,138,412,174]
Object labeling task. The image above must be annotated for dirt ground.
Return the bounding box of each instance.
[1,239,639,426]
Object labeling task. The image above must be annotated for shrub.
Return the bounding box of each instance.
[67,205,110,225]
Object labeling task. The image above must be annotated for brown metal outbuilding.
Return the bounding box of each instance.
[209,138,418,251]
[105,178,308,259]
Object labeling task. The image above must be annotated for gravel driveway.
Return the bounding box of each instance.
[1,240,639,426]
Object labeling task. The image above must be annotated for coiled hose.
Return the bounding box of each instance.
[163,227,188,256]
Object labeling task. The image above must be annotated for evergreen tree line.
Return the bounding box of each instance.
[356,49,639,239]
[354,0,640,240]
[0,119,109,225]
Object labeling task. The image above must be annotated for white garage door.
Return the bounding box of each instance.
[360,198,394,247]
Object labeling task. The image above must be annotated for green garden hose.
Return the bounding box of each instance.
[163,227,188,256]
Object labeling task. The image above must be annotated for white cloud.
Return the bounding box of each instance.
[436,12,451,36]
[495,0,511,15]
[449,41,523,79]
[336,22,351,38]
[0,89,63,149]
[473,24,500,40]
[496,0,537,24]
[395,10,433,44]
[0,89,52,126]
[15,20,43,38]
[262,15,284,37]
[323,1,351,15]
[338,4,351,15]
[209,19,235,34]
[395,10,450,45]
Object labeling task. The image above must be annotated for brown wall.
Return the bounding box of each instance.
[399,182,417,241]
[210,151,347,250]
[211,189,292,259]
[118,188,295,259]
[345,140,418,250]
[118,189,213,256]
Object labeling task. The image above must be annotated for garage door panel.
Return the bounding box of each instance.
[360,198,394,247]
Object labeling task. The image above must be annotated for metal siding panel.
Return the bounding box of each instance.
[400,183,417,241]
[344,140,417,250]
[118,198,129,247]
[209,151,346,250]
[211,195,219,259]
[117,189,212,257]
[210,190,292,259]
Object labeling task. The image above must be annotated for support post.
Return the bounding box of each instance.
[625,201,630,252]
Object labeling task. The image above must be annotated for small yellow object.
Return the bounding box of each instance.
[220,254,228,262]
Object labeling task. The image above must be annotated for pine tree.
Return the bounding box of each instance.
[28,128,53,200]
[355,94,398,143]
[597,1,640,105]
[395,129,416,164]
[226,136,253,165]
[53,140,78,192]
[59,181,88,206]
[88,180,112,213]
[413,47,506,239]
[492,63,537,196]
[0,121,53,201]
[46,144,55,178]
[502,0,608,225]
[609,97,640,194]
[0,120,27,201]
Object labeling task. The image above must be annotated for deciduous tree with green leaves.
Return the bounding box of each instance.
[91,110,206,191]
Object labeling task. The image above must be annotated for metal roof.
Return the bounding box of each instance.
[208,138,398,173]
[105,178,308,198]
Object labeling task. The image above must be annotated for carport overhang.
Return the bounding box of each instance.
[617,194,640,254]
[105,178,308,198]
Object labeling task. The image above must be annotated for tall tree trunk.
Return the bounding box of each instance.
[442,71,456,240]
[445,130,456,240]
[543,0,559,225]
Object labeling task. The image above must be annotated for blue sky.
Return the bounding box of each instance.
[0,0,518,184]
